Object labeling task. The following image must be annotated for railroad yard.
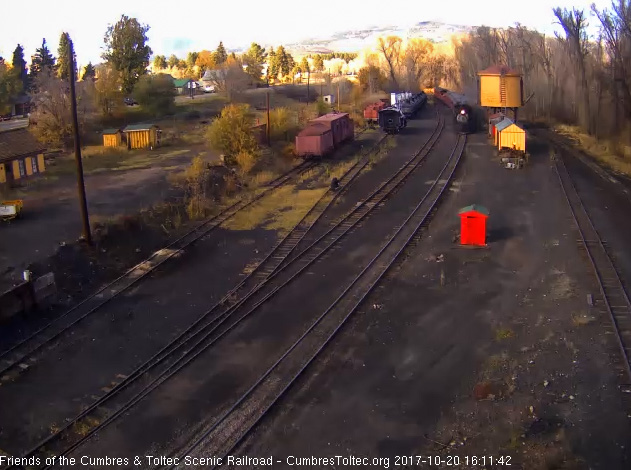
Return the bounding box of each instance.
[1,102,631,470]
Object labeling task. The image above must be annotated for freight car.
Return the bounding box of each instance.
[398,91,427,118]
[295,112,354,158]
[363,100,388,126]
[434,87,477,134]
[378,107,407,134]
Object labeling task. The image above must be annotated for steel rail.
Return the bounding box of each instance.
[0,159,318,381]
[26,117,442,470]
[553,150,631,382]
[4,134,391,470]
[173,134,467,468]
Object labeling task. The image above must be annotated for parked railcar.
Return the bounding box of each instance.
[378,107,407,134]
[295,124,334,158]
[295,112,354,158]
[363,101,388,125]
[399,91,427,118]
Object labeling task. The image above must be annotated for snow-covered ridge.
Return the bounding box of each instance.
[286,21,476,54]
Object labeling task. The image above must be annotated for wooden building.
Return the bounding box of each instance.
[478,65,524,121]
[173,78,199,95]
[496,120,526,153]
[459,205,489,247]
[0,128,46,184]
[123,124,161,150]
[478,65,523,108]
[102,128,122,147]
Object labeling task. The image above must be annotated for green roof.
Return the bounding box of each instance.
[123,124,156,132]
[173,78,191,87]
[102,128,120,135]
[458,204,490,216]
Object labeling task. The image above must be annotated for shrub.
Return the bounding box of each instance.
[269,107,292,140]
[282,143,296,159]
[235,150,256,175]
[315,98,330,116]
[182,156,212,219]
[206,104,259,165]
[133,74,177,117]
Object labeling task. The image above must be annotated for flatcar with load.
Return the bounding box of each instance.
[398,91,427,118]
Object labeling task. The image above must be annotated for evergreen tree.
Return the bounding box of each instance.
[186,52,199,69]
[300,57,310,75]
[11,44,28,92]
[267,47,279,82]
[103,15,152,94]
[243,43,266,82]
[214,41,227,65]
[57,32,77,81]
[30,38,56,82]
[313,54,324,72]
[167,54,179,69]
[82,62,96,81]
[0,62,22,113]
[276,46,291,77]
[153,55,167,70]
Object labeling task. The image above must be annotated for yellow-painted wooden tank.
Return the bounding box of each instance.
[478,65,523,108]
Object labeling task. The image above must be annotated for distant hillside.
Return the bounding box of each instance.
[286,21,477,55]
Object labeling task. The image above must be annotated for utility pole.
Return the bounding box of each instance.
[337,81,340,112]
[306,70,310,103]
[68,37,92,245]
[266,91,270,145]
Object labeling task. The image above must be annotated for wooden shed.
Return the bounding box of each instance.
[102,128,122,147]
[494,118,512,146]
[123,124,161,150]
[497,120,526,153]
[478,65,523,108]
[459,204,489,247]
[0,128,46,185]
[488,113,506,138]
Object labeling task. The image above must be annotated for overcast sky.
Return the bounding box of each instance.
[0,0,612,67]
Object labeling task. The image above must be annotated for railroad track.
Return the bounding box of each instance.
[553,149,631,385]
[2,133,392,469]
[0,160,322,382]
[169,133,468,469]
[9,116,442,469]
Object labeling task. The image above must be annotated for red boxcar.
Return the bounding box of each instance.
[295,123,334,157]
[296,112,354,157]
[309,112,354,148]
[363,101,387,122]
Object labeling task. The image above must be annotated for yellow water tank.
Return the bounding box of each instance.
[478,65,523,108]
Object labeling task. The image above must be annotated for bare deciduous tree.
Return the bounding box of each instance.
[377,36,403,88]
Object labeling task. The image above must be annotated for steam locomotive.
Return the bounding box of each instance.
[434,88,477,134]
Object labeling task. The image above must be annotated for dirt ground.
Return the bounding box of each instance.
[0,130,384,458]
[236,130,631,469]
[2,108,631,469]
[0,142,220,290]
